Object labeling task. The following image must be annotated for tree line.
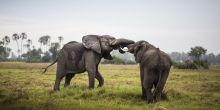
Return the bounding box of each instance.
[1,33,220,67]
[170,48,220,65]
[0,33,63,62]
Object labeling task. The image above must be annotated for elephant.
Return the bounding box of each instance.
[118,40,172,103]
[42,35,134,91]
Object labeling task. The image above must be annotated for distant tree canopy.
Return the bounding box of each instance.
[173,46,209,69]
[49,42,60,60]
[22,48,42,62]
[0,40,11,61]
[188,46,207,61]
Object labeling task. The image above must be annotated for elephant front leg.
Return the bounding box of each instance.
[88,72,95,89]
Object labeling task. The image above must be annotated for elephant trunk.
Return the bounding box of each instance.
[110,38,134,47]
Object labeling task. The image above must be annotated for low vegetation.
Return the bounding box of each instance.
[0,62,220,110]
[173,60,209,69]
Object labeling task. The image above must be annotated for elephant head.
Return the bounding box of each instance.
[120,40,154,62]
[82,35,134,60]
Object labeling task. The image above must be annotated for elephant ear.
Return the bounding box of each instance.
[82,35,101,54]
[134,41,147,63]
[134,45,142,63]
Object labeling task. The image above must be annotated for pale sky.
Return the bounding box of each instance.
[0,0,220,54]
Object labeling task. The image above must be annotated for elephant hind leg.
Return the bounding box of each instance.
[54,65,66,91]
[95,71,104,87]
[143,68,155,103]
[64,73,75,87]
[154,68,170,102]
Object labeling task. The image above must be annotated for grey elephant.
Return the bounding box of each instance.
[43,35,134,91]
[118,40,172,103]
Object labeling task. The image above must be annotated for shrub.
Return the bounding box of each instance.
[173,60,209,69]
[41,52,51,62]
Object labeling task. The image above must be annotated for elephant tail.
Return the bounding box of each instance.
[42,58,58,74]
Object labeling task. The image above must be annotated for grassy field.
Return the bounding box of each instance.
[0,62,219,110]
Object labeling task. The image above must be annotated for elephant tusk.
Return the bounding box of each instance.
[120,47,128,52]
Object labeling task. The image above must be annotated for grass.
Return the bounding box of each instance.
[0,62,219,110]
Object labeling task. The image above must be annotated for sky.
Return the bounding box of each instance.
[0,0,220,54]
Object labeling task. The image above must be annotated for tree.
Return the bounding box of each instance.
[42,51,51,62]
[22,48,42,62]
[38,37,44,52]
[44,35,51,52]
[49,42,60,60]
[206,53,216,65]
[12,33,20,58]
[0,41,3,45]
[0,40,11,60]
[20,32,28,55]
[188,46,207,61]
[58,36,63,49]
[39,35,51,53]
[25,39,32,51]
[2,36,10,55]
[216,54,220,64]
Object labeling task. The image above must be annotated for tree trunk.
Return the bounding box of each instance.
[16,41,20,59]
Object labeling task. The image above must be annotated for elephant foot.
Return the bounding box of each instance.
[141,95,147,100]
[88,86,95,89]
[49,90,57,94]
[64,83,70,87]
[97,83,104,87]
[154,94,162,102]
[53,86,60,91]
[147,98,155,104]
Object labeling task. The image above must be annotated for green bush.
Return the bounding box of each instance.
[26,56,42,63]
[41,52,51,62]
[173,61,197,69]
[194,60,209,69]
[173,60,209,69]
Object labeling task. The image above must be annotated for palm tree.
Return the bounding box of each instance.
[2,36,10,53]
[26,39,32,51]
[20,32,27,55]
[0,41,3,45]
[58,36,63,49]
[43,35,51,52]
[39,35,51,53]
[12,33,20,58]
[38,37,44,52]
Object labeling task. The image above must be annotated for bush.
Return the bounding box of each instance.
[173,60,209,69]
[26,56,42,63]
[41,52,51,62]
[194,60,209,69]
[173,61,197,69]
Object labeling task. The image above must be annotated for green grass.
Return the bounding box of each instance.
[0,62,219,110]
